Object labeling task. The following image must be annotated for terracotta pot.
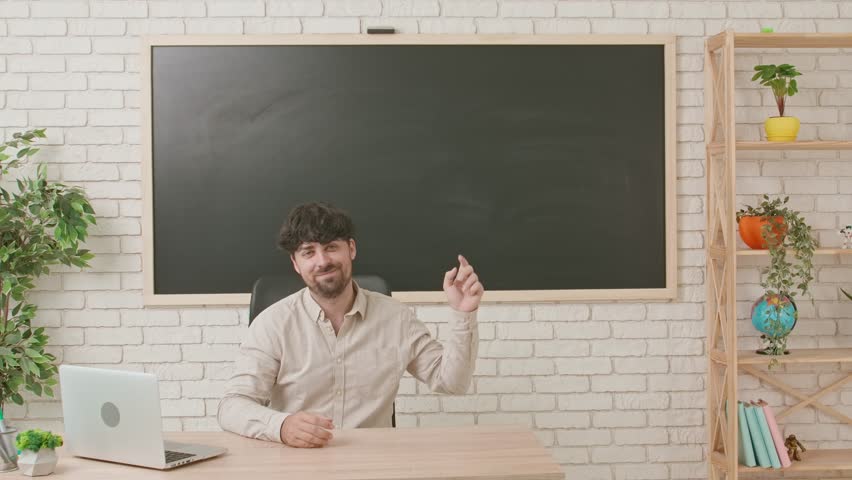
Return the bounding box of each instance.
[738,216,787,249]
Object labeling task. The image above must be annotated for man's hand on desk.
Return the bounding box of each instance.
[280,411,335,448]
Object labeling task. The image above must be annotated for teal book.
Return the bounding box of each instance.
[737,402,757,467]
[753,403,782,468]
[744,403,771,467]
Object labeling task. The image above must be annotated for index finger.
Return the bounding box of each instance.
[458,254,470,267]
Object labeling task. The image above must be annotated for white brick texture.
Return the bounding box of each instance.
[207,0,265,17]
[5,3,852,478]
[268,0,324,16]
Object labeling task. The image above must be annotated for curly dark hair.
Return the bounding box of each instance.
[277,202,355,254]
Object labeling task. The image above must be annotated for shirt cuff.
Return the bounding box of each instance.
[450,308,477,329]
[269,411,292,444]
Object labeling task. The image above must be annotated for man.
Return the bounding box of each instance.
[217,202,482,448]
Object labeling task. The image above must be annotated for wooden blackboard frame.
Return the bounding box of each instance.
[142,34,677,306]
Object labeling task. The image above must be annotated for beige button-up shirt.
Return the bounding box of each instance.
[217,284,478,442]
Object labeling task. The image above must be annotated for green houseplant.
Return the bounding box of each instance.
[751,63,803,141]
[0,128,96,414]
[15,429,62,476]
[737,195,817,359]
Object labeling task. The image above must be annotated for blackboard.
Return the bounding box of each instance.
[145,38,675,303]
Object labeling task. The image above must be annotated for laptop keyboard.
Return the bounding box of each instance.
[165,450,196,463]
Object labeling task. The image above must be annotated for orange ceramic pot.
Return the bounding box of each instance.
[738,216,787,249]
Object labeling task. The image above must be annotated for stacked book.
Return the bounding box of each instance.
[737,399,792,468]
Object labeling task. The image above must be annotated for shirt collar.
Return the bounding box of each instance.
[302,280,367,324]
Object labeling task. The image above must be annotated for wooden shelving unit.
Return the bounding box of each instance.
[705,31,852,479]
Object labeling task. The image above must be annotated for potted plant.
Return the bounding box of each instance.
[751,63,802,141]
[736,195,817,359]
[0,129,96,417]
[15,429,62,476]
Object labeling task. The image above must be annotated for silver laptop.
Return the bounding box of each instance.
[59,365,227,469]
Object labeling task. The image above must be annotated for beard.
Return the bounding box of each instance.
[308,265,351,299]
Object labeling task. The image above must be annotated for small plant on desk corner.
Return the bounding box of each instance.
[15,429,62,476]
[0,128,97,414]
[737,195,817,368]
[15,430,62,452]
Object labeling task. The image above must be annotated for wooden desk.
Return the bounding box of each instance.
[10,425,563,480]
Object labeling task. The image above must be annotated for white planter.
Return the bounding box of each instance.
[17,449,57,476]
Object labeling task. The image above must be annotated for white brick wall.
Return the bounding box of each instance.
[3,1,852,479]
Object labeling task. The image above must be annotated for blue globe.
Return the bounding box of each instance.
[751,294,797,338]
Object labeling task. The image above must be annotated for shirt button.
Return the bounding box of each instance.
[336,390,342,396]
[337,357,342,363]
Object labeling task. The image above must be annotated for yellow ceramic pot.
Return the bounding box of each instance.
[764,116,800,142]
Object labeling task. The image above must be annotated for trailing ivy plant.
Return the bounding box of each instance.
[737,195,817,300]
[0,128,96,410]
[737,195,817,362]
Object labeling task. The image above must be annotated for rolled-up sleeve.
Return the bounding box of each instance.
[405,308,478,395]
[217,312,290,442]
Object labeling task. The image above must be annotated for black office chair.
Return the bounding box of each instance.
[248,273,396,427]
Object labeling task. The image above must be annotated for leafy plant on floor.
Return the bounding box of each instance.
[0,128,96,410]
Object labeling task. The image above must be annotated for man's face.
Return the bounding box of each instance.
[290,238,356,299]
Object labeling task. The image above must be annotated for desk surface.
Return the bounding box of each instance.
[11,425,563,480]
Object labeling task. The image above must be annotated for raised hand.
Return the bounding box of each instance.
[443,254,484,313]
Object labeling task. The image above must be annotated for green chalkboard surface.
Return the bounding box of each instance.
[150,43,670,296]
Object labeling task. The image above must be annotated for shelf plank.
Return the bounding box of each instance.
[737,141,852,150]
[735,33,852,49]
[708,141,852,153]
[739,449,852,472]
[738,348,852,365]
[737,248,852,256]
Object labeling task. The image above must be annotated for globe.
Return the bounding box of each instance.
[751,294,797,338]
